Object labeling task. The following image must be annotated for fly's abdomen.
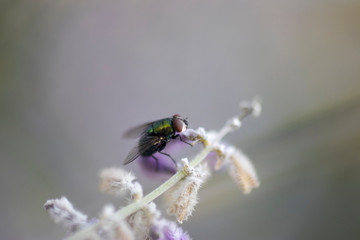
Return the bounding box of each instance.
[139,135,163,156]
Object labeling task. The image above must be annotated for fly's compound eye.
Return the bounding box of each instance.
[173,117,187,133]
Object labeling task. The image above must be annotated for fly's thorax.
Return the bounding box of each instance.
[147,118,175,138]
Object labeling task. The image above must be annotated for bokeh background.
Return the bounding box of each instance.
[1,1,360,239]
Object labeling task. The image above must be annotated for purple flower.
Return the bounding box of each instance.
[203,150,220,170]
[138,132,194,179]
[162,223,191,240]
[151,220,191,240]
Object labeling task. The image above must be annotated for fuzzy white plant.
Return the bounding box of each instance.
[44,197,88,233]
[97,205,134,240]
[167,160,210,223]
[99,167,143,200]
[44,98,262,240]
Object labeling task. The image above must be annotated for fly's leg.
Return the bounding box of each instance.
[159,151,177,168]
[152,141,169,171]
[173,134,193,147]
[180,135,193,147]
[151,155,160,171]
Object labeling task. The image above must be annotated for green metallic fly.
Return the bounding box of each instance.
[123,114,192,169]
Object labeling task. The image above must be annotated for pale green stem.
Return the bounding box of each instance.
[66,108,254,240]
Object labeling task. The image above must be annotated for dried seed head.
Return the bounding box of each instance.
[99,168,143,200]
[167,163,210,223]
[44,197,88,233]
[228,150,260,194]
[205,143,259,194]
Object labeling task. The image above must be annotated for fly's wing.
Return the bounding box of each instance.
[123,145,142,165]
[123,121,155,138]
[123,135,163,165]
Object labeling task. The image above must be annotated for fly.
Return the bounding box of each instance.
[123,114,192,169]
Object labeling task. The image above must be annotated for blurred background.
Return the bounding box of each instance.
[1,0,360,239]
